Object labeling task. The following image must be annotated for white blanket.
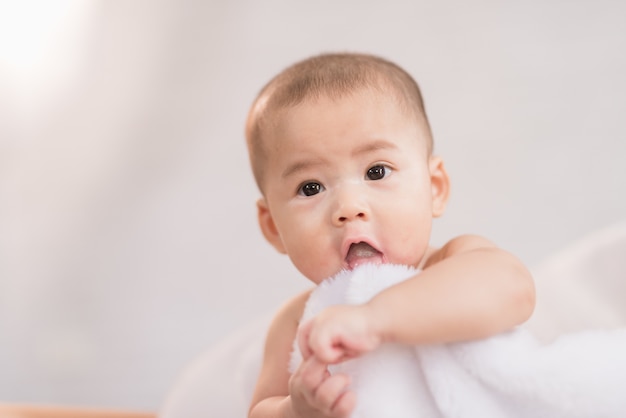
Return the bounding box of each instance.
[289,264,626,418]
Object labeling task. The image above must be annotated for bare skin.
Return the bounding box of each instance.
[247,89,535,418]
[249,237,535,418]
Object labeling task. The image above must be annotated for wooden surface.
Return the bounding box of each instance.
[0,404,155,418]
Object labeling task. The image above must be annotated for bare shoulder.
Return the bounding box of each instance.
[266,289,311,356]
[281,289,312,323]
[441,234,497,254]
[424,234,498,267]
[249,289,312,410]
[265,289,312,343]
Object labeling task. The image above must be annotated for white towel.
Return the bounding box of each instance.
[289,264,626,418]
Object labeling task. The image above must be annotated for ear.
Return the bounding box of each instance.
[257,198,287,254]
[428,156,450,218]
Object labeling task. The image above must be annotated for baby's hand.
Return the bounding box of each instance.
[289,355,355,418]
[298,304,382,364]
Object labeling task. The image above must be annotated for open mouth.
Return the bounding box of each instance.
[345,241,384,270]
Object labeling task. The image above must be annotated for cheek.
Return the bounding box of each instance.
[276,210,336,279]
[277,209,319,246]
[392,209,431,241]
[381,193,432,264]
[386,182,432,220]
[287,240,336,284]
[392,223,431,266]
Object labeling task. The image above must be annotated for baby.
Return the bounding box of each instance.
[245,52,535,418]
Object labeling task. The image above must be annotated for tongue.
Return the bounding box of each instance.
[346,242,383,270]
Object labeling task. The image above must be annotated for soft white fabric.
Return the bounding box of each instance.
[159,221,626,418]
[290,263,626,418]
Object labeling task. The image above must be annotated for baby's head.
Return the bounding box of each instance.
[245,53,449,283]
[246,52,434,193]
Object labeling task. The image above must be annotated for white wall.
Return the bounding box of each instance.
[1,0,624,410]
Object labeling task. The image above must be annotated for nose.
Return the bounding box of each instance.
[331,186,369,226]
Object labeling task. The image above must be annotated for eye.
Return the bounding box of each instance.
[298,182,325,196]
[366,165,391,181]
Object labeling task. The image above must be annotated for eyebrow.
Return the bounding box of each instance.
[351,139,398,157]
[281,139,399,179]
[281,158,325,179]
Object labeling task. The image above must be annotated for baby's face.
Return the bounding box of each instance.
[257,88,447,284]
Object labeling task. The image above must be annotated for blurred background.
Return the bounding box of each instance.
[1,0,624,411]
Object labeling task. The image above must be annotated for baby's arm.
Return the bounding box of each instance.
[300,235,535,363]
[249,292,355,418]
[373,234,535,344]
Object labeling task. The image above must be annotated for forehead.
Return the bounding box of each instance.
[251,86,432,192]
[258,94,427,189]
[265,88,427,154]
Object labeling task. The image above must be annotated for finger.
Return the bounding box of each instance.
[332,389,357,418]
[314,341,345,364]
[303,325,338,364]
[313,373,351,412]
[334,347,360,363]
[297,356,330,397]
[297,319,313,360]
